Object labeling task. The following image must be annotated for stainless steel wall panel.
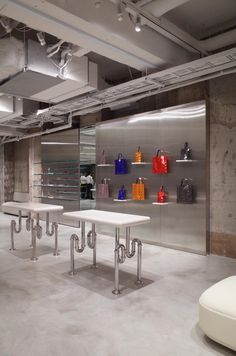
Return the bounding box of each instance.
[96,101,207,254]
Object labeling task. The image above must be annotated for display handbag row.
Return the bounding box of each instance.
[114,153,128,174]
[152,149,168,174]
[118,185,126,200]
[180,142,192,160]
[157,185,167,203]
[177,178,194,204]
[132,177,145,201]
[97,178,109,198]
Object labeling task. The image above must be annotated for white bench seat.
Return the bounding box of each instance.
[199,276,236,351]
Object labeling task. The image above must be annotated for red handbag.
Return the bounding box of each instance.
[157,185,167,203]
[152,149,168,174]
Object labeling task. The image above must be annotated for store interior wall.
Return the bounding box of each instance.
[0,74,235,257]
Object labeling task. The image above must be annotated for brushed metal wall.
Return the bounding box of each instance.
[96,101,207,254]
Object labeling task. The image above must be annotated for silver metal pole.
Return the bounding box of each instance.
[53,222,59,256]
[136,240,143,285]
[92,223,97,268]
[112,227,121,295]
[10,220,15,251]
[70,235,75,275]
[30,219,38,261]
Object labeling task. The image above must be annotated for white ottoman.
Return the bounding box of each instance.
[199,276,236,351]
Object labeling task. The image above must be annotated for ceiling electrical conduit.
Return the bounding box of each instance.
[2,114,72,144]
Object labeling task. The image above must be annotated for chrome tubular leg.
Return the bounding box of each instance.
[31,219,38,261]
[10,220,16,251]
[46,212,59,256]
[112,227,121,295]
[53,223,59,256]
[136,239,143,285]
[9,210,22,251]
[26,212,31,232]
[92,223,97,268]
[70,234,76,275]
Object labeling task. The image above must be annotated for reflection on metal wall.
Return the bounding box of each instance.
[96,101,207,254]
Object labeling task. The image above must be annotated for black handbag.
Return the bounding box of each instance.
[177,178,194,204]
[180,142,192,160]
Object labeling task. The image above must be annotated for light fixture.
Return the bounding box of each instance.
[135,16,141,32]
[117,4,123,22]
[0,17,12,33]
[36,31,46,46]
[94,0,102,8]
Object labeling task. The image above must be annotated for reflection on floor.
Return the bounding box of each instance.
[80,199,96,210]
[0,212,235,356]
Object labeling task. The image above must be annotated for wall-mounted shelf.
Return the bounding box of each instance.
[131,162,151,165]
[152,202,170,205]
[97,164,114,167]
[34,160,79,165]
[113,199,131,202]
[34,184,79,188]
[34,173,79,177]
[176,160,198,163]
[33,196,79,202]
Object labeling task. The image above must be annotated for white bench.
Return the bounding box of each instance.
[199,276,236,351]
[2,192,30,216]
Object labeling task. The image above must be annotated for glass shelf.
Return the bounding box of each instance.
[34,173,79,177]
[34,160,79,165]
[34,184,79,188]
[33,196,79,202]
[131,162,151,165]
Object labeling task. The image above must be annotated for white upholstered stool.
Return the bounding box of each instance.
[199,276,236,351]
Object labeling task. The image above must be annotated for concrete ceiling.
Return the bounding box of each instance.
[0,0,236,141]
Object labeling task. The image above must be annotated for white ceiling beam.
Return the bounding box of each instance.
[0,0,195,70]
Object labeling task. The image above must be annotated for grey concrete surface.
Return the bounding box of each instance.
[0,212,235,356]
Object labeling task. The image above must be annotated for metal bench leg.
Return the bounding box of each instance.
[9,210,22,251]
[113,227,121,295]
[31,218,38,261]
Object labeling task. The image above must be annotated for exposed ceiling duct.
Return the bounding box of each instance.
[0,37,98,103]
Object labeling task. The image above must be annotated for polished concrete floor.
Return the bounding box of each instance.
[0,212,235,356]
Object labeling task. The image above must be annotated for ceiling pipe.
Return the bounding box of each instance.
[72,66,236,117]
[201,29,236,52]
[140,0,190,17]
[2,113,72,144]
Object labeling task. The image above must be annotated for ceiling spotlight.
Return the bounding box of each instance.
[0,17,12,33]
[135,16,141,32]
[94,0,102,8]
[117,4,123,22]
[36,31,46,46]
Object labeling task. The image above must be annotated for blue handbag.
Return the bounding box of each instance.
[114,153,127,174]
[118,185,126,200]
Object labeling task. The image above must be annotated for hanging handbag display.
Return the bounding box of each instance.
[180,142,192,160]
[99,150,106,165]
[118,185,126,200]
[152,149,168,174]
[157,185,167,203]
[134,146,142,163]
[177,178,194,204]
[97,178,109,198]
[114,153,128,174]
[132,177,145,201]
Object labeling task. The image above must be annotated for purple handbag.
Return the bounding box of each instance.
[114,153,127,174]
[98,178,109,198]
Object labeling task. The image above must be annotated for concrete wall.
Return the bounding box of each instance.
[209,76,236,257]
[0,145,4,207]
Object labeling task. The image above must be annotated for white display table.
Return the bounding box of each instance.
[2,202,63,261]
[63,209,150,295]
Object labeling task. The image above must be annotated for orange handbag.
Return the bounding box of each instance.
[132,178,145,200]
[134,146,142,163]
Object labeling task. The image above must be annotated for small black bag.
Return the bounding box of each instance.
[177,178,194,204]
[180,142,192,160]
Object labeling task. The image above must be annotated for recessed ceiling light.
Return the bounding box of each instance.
[135,16,141,32]
[94,0,102,8]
